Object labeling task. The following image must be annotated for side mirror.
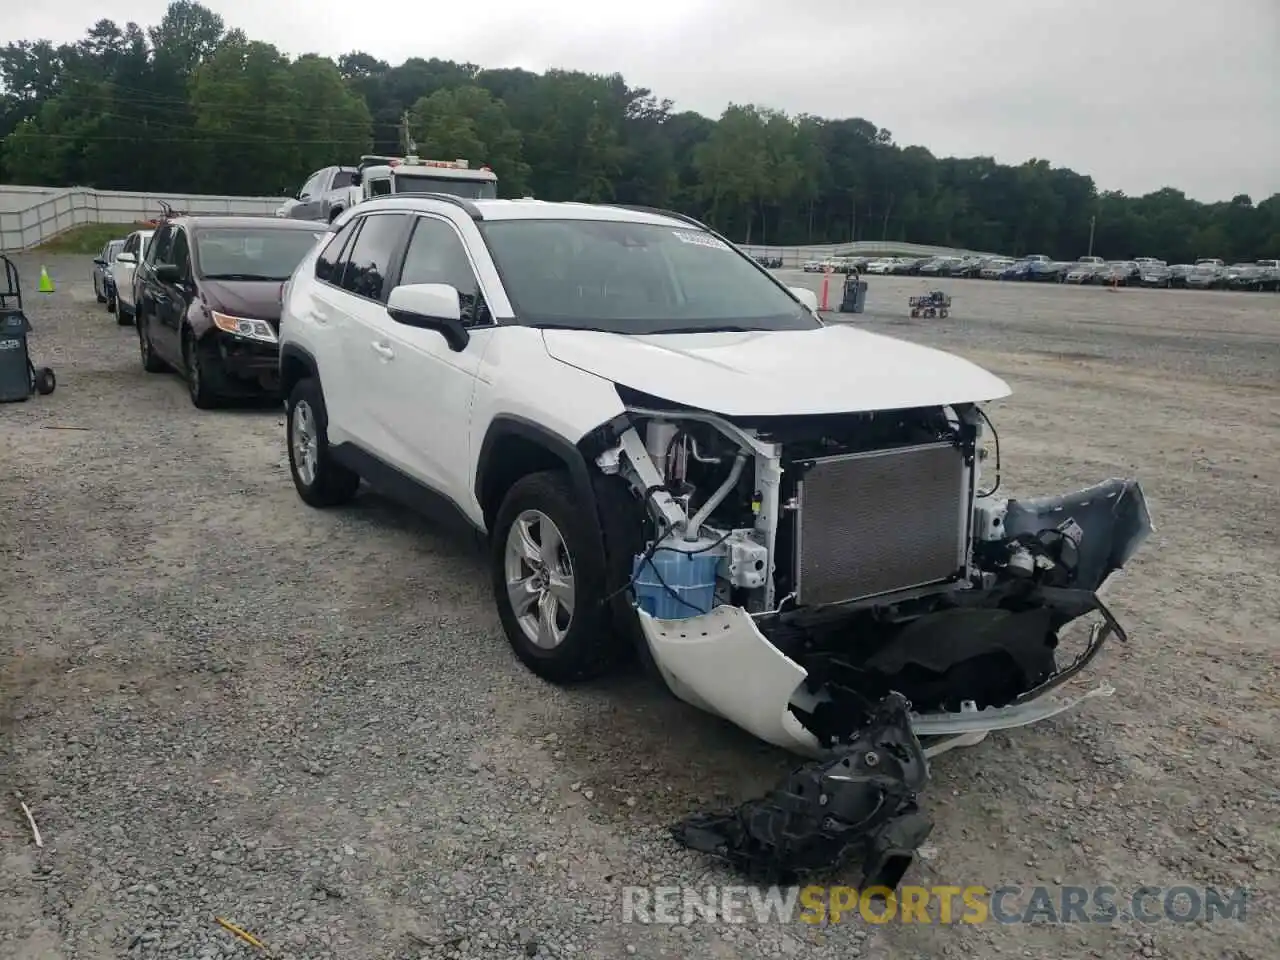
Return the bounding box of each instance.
[387,282,469,351]
[350,172,362,186]
[93,257,106,266]
[789,286,820,313]
[116,252,136,265]
[154,263,182,284]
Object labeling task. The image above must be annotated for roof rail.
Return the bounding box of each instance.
[383,192,485,221]
[604,204,710,230]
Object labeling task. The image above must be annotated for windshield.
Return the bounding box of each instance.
[392,173,498,200]
[479,219,819,334]
[194,227,322,281]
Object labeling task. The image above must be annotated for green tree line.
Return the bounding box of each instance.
[2,2,1277,260]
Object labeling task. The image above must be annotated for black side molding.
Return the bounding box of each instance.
[330,441,485,545]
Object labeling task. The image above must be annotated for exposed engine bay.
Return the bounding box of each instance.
[584,384,1153,886]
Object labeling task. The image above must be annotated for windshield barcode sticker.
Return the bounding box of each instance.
[672,230,729,251]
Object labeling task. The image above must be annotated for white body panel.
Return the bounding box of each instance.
[636,605,1116,757]
[541,325,1011,417]
[110,229,153,311]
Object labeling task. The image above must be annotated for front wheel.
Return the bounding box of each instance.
[184,330,220,409]
[286,377,360,508]
[33,367,55,395]
[491,471,625,684]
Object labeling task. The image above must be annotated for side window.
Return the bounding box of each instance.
[397,217,491,327]
[338,214,408,302]
[369,178,392,197]
[331,170,354,190]
[171,230,191,275]
[315,219,361,284]
[151,226,175,264]
[123,234,137,256]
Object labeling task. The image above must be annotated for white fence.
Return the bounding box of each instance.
[0,184,1007,260]
[739,240,1006,265]
[0,185,290,251]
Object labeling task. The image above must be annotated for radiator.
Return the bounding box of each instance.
[792,441,970,606]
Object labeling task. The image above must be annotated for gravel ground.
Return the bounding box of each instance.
[2,255,1277,960]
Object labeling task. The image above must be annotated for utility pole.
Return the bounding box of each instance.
[401,110,417,156]
[1087,215,1096,258]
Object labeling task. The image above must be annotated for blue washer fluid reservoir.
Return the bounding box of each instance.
[632,546,720,620]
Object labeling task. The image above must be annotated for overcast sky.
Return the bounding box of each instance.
[7,0,1278,203]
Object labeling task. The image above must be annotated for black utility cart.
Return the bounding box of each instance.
[908,290,951,319]
[0,255,56,402]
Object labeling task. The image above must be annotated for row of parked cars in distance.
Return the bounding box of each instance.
[798,253,1280,290]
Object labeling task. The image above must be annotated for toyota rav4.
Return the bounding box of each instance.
[277,195,1153,885]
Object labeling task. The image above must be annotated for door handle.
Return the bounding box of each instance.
[370,341,395,360]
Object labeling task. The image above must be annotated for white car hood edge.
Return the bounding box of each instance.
[541,324,1011,417]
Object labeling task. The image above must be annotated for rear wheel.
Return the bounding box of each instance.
[286,377,360,508]
[137,309,167,372]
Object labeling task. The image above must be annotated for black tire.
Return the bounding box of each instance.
[118,296,134,326]
[34,367,55,395]
[95,278,105,303]
[107,294,118,315]
[183,330,221,409]
[491,471,626,684]
[136,309,167,372]
[286,377,360,508]
[328,207,343,223]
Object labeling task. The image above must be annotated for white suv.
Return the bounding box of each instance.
[278,195,1151,873]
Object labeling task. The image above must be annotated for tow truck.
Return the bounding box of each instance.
[353,155,498,202]
[284,155,499,223]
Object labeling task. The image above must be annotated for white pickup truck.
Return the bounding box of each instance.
[282,156,499,223]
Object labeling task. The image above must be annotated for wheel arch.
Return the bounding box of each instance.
[280,343,318,402]
[475,416,605,543]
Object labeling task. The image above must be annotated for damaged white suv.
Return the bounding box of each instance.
[279,196,1152,885]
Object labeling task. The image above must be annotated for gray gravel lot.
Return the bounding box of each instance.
[2,255,1278,960]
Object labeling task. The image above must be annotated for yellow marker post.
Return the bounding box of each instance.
[38,266,54,293]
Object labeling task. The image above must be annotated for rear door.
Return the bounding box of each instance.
[140,225,179,363]
[329,212,414,462]
[155,227,194,362]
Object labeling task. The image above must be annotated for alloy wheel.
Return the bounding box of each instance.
[503,509,576,649]
[291,399,319,487]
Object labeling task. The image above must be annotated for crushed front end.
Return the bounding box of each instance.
[585,386,1153,886]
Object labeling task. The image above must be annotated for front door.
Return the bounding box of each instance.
[372,215,490,500]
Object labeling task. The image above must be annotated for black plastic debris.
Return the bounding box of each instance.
[671,692,932,888]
